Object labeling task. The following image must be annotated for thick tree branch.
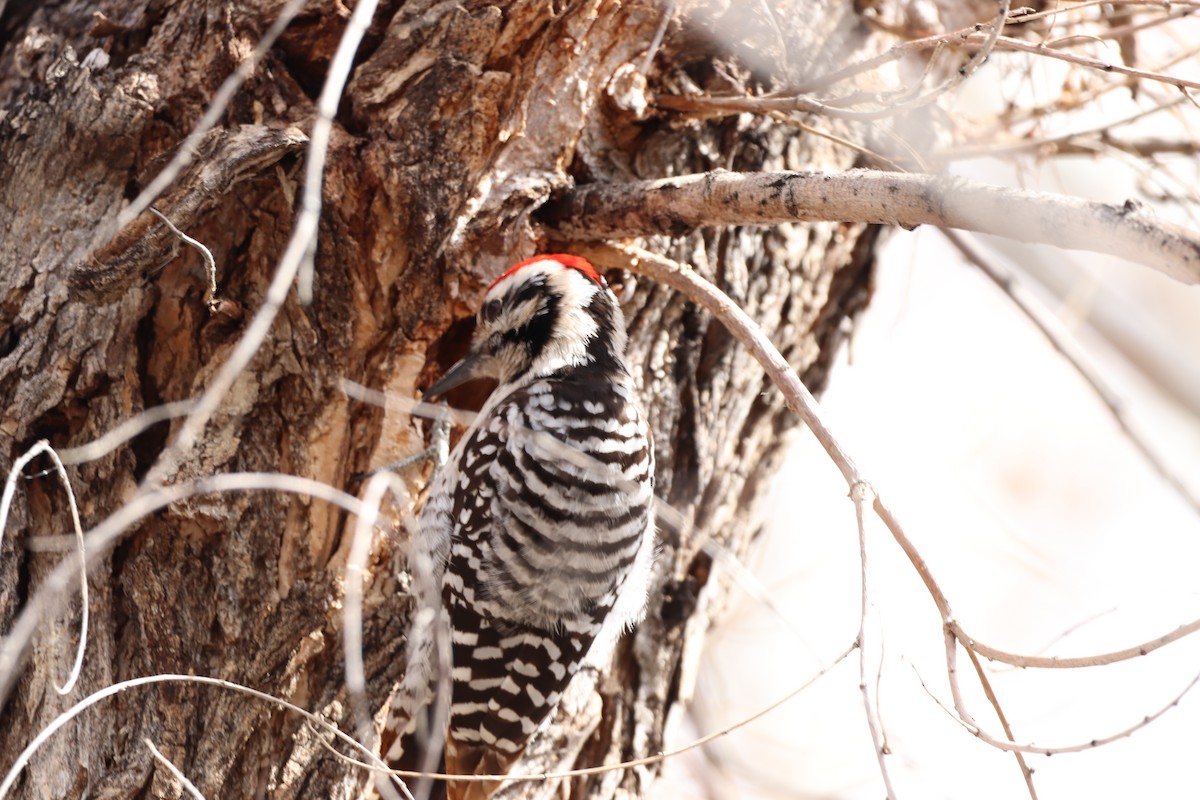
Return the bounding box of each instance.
[67,125,307,303]
[542,170,1200,285]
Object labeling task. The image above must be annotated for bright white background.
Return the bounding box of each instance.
[653,225,1200,798]
[649,13,1200,797]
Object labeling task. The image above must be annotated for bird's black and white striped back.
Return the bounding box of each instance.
[379,255,656,799]
[440,371,654,762]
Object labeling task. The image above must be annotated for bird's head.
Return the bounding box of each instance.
[424,255,628,399]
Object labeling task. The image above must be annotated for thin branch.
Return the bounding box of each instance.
[978,32,1200,92]
[56,400,197,465]
[927,655,1200,755]
[344,465,451,800]
[962,648,1038,799]
[1007,1,1200,27]
[345,471,425,800]
[344,474,393,737]
[0,441,88,696]
[149,208,220,311]
[542,170,1200,285]
[852,481,897,800]
[68,126,306,304]
[143,0,379,485]
[143,738,207,800]
[948,615,1200,669]
[1044,6,1196,50]
[0,673,400,800]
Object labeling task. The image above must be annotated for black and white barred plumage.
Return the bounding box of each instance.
[382,255,655,799]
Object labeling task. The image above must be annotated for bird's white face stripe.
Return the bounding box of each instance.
[475,259,603,383]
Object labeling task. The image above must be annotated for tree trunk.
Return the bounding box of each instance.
[0,2,878,797]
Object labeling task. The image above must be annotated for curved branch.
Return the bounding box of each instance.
[542,170,1200,285]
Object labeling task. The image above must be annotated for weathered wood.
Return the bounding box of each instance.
[0,2,880,797]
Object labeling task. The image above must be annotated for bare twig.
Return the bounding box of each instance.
[978,32,1200,92]
[149,208,220,311]
[1007,1,1200,27]
[69,126,307,303]
[852,481,897,800]
[949,615,1200,669]
[143,738,207,800]
[144,0,379,485]
[345,471,427,800]
[0,441,88,696]
[345,466,451,800]
[927,655,1200,755]
[1045,6,1195,50]
[0,673,400,800]
[962,648,1039,799]
[56,400,197,465]
[543,170,1200,285]
[638,0,674,75]
[344,474,396,737]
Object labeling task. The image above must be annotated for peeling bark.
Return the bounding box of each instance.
[543,170,1200,285]
[0,2,880,798]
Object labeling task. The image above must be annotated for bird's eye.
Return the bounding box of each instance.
[483,299,503,322]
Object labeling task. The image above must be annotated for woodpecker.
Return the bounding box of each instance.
[381,255,656,800]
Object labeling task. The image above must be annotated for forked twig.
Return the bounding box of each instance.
[572,242,1200,775]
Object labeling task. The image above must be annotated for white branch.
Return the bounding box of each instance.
[545,170,1200,285]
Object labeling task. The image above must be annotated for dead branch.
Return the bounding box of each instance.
[542,170,1200,285]
[67,125,307,303]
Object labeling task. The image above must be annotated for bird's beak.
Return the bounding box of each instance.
[423,351,485,400]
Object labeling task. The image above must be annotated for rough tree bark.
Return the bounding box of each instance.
[0,2,879,798]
